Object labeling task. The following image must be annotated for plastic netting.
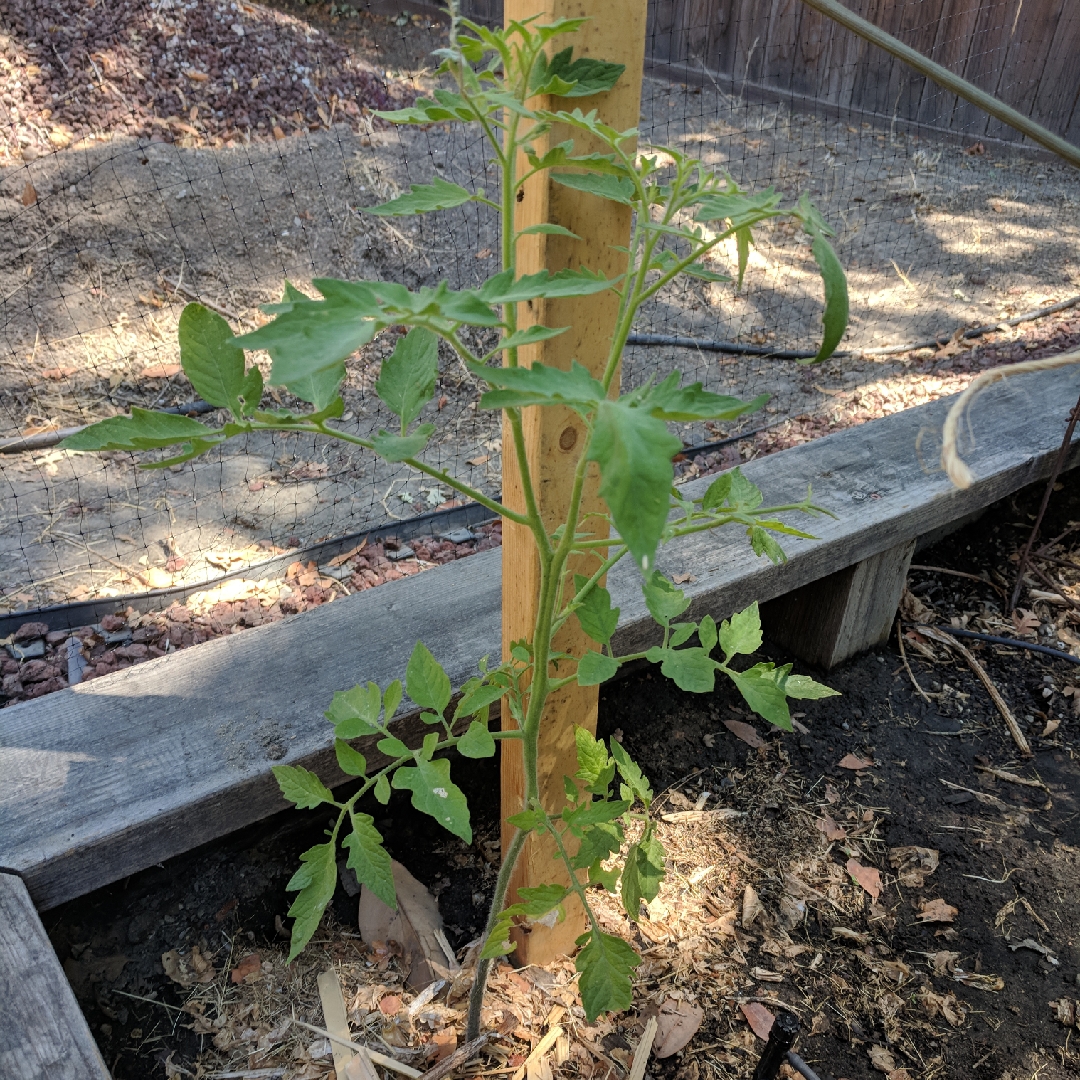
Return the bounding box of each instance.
[2,0,1079,619]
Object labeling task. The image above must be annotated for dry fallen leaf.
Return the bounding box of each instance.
[21,181,37,206]
[846,858,882,900]
[1012,608,1040,636]
[724,718,765,748]
[1049,998,1078,1027]
[817,814,847,841]
[868,1045,897,1073]
[739,1001,774,1040]
[930,950,960,976]
[466,454,490,466]
[888,846,939,887]
[916,898,958,923]
[953,969,1004,991]
[230,953,262,983]
[1042,716,1061,737]
[742,883,764,927]
[672,572,696,584]
[41,366,78,379]
[824,782,840,804]
[379,995,402,1016]
[653,998,704,1058]
[921,989,968,1027]
[140,363,182,379]
[838,753,874,770]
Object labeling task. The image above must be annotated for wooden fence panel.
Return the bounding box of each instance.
[459,0,1080,142]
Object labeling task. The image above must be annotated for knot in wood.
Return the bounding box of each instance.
[558,426,578,451]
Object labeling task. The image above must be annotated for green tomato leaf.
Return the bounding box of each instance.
[577,650,619,687]
[563,797,631,831]
[518,883,569,919]
[796,198,849,365]
[284,364,346,412]
[719,602,762,659]
[642,573,690,627]
[458,719,497,759]
[374,773,392,805]
[285,842,337,961]
[659,647,717,693]
[570,821,623,870]
[334,739,367,778]
[728,662,792,731]
[478,358,605,412]
[406,641,452,714]
[376,327,439,429]
[507,809,544,831]
[574,726,611,789]
[392,757,472,842]
[620,828,664,921]
[496,324,571,353]
[699,614,718,655]
[609,740,653,807]
[344,811,396,910]
[701,467,763,512]
[575,929,640,1021]
[572,574,620,646]
[60,408,220,453]
[749,526,787,565]
[272,765,335,809]
[384,680,403,721]
[239,365,263,415]
[783,674,840,700]
[551,171,636,205]
[516,223,581,239]
[588,400,681,574]
[377,736,411,758]
[530,47,625,97]
[178,303,245,414]
[453,679,507,720]
[478,266,619,304]
[372,424,435,462]
[669,622,697,648]
[326,682,383,739]
[365,177,475,216]
[636,372,767,423]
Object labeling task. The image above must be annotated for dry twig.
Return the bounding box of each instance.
[896,617,932,704]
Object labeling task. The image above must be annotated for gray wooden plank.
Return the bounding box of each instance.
[0,873,111,1080]
[2,364,1079,911]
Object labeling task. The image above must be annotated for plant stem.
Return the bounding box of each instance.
[466,826,528,1040]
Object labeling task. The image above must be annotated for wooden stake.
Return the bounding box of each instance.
[500,0,647,965]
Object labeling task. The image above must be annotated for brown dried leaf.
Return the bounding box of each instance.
[953,969,1004,991]
[921,990,968,1027]
[1042,716,1061,737]
[739,1001,774,1041]
[868,1045,897,1073]
[230,953,262,983]
[140,363,182,379]
[724,719,764,748]
[21,181,37,206]
[888,846,939,887]
[916,898,958,924]
[817,814,847,841]
[1049,998,1079,1027]
[161,949,196,988]
[930,950,960,976]
[838,753,874,770]
[1012,608,1040,636]
[742,884,764,927]
[846,858,882,900]
[654,999,704,1058]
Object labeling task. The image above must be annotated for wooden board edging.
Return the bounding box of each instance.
[2,364,1078,910]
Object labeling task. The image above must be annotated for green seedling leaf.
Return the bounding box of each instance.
[701,467,763,512]
[507,809,544,831]
[621,827,664,921]
[563,797,631,830]
[699,614,718,655]
[453,679,507,720]
[374,773,392,805]
[421,732,439,760]
[377,735,411,757]
[720,602,762,659]
[239,365,263,415]
[272,765,335,809]
[406,641,452,714]
[372,424,435,462]
[749,526,787,564]
[551,171,636,205]
[477,358,605,411]
[577,649,619,686]
[334,739,367,777]
[530,46,625,97]
[392,756,472,842]
[285,842,338,960]
[784,674,841,700]
[659,646,716,693]
[178,303,245,414]
[365,177,475,216]
[376,327,439,431]
[729,662,792,730]
[609,740,653,807]
[669,622,697,648]
[576,928,640,1021]
[572,574,619,645]
[458,719,497,758]
[517,223,581,239]
[61,408,219,453]
[636,371,766,422]
[570,821,623,870]
[384,680,403,721]
[496,324,570,354]
[326,682,383,738]
[574,726,612,789]
[479,266,619,304]
[642,573,690,627]
[344,811,396,910]
[588,400,681,574]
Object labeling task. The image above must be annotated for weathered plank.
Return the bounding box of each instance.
[0,872,110,1080]
[2,364,1079,911]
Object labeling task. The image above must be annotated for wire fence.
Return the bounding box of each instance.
[2,0,1080,630]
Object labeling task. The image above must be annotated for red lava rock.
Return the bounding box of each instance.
[2,674,23,697]
[279,595,305,615]
[28,677,66,698]
[114,644,149,660]
[94,662,118,677]
[132,625,163,643]
[100,614,127,632]
[13,621,49,642]
[168,626,184,646]
[1,659,19,676]
[45,630,70,645]
[164,604,191,624]
[147,645,166,658]
[20,659,53,683]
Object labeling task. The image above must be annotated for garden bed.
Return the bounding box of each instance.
[39,473,1080,1080]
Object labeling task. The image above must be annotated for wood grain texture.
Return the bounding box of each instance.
[762,538,916,669]
[0,873,110,1080]
[500,0,647,965]
[2,364,1079,912]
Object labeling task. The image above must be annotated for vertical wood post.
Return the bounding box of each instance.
[500,0,647,965]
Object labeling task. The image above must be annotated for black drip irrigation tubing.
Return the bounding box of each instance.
[626,332,826,360]
[932,624,1080,664]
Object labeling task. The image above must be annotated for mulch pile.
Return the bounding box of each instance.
[0,520,501,706]
[0,0,396,161]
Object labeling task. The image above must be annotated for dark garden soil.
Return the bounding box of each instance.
[39,472,1080,1080]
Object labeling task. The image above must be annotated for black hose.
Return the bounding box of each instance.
[786,1051,824,1080]
[933,624,1080,664]
[627,332,826,359]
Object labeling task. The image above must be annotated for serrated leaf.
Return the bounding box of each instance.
[178,303,245,414]
[729,663,792,731]
[285,842,338,960]
[783,674,840,700]
[642,573,690,627]
[588,860,621,892]
[530,46,625,97]
[701,467,763,512]
[637,372,766,423]
[563,797,631,830]
[659,646,717,693]
[797,197,849,364]
[574,726,611,788]
[406,641,452,715]
[458,719,497,758]
[517,223,581,239]
[669,622,696,647]
[719,602,762,658]
[588,400,681,574]
[272,765,335,809]
[507,809,544,831]
[344,811,396,909]
[496,324,570,353]
[699,614,718,655]
[551,171,636,205]
[335,739,367,777]
[239,365,263,415]
[621,828,664,921]
[478,266,618,304]
[576,649,619,686]
[453,679,507,720]
[749,526,787,564]
[372,424,435,462]
[376,327,438,430]
[284,363,346,412]
[610,740,652,807]
[365,177,475,216]
[569,821,623,870]
[384,680,403,721]
[61,408,219,453]
[326,682,383,738]
[392,757,472,842]
[374,773,391,804]
[572,574,619,646]
[477,358,605,412]
[518,883,568,919]
[576,929,640,1021]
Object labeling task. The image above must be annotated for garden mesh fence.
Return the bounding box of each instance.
[2,0,1079,625]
